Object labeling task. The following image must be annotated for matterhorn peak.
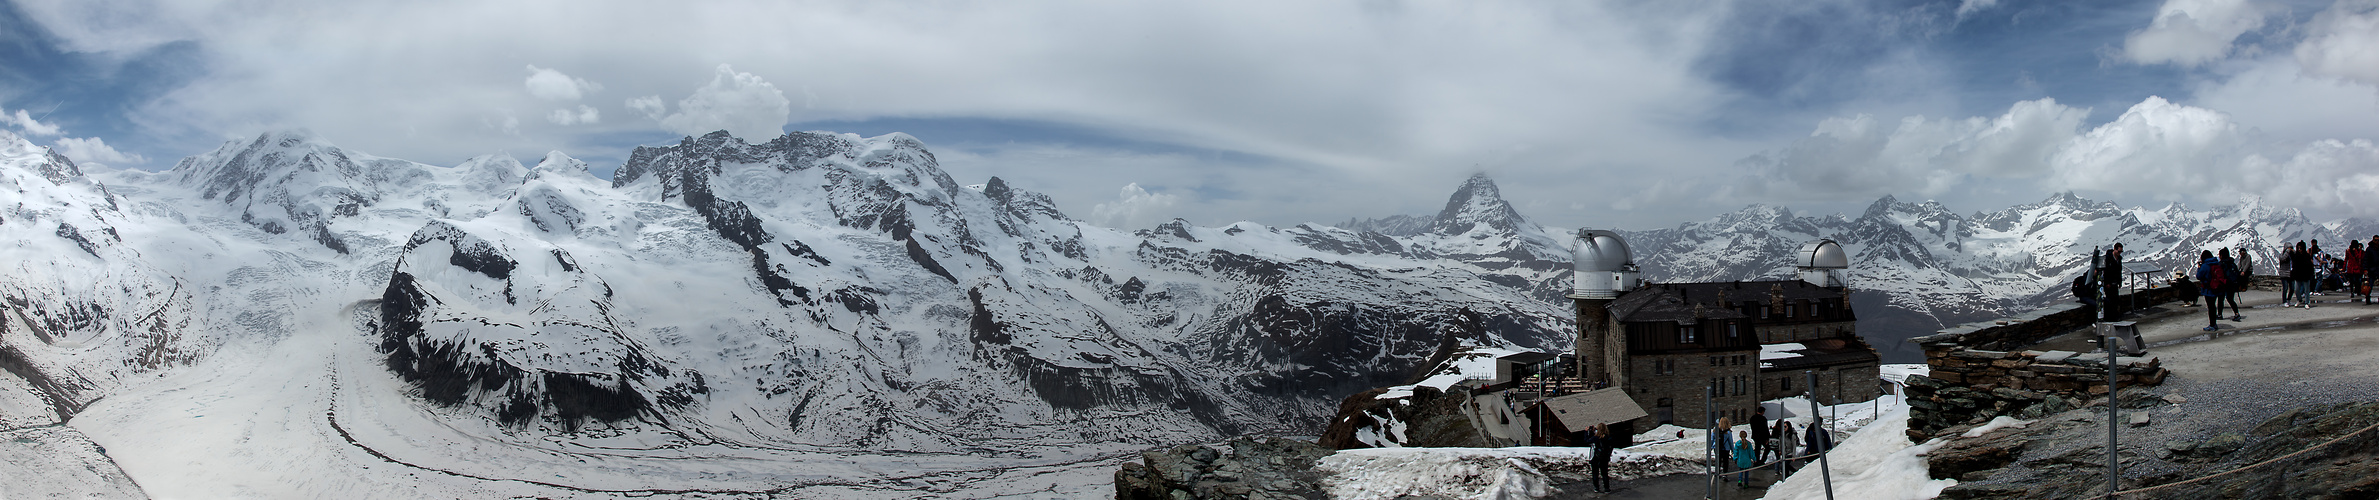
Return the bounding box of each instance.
[1429,173,1525,235]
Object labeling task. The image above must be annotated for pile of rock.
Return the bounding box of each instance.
[1114,436,1333,500]
[1906,349,2168,441]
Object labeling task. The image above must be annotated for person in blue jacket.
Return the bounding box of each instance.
[2196,250,2224,331]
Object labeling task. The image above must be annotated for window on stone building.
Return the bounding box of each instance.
[1782,377,1793,392]
[1680,325,1698,343]
[1728,323,1740,338]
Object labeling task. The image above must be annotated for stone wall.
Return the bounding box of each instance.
[1902,349,2167,441]
[1899,287,2179,441]
[1911,287,2178,352]
[1759,363,1880,408]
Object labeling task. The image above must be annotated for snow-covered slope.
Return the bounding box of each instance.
[5,124,2361,496]
[4,130,1576,497]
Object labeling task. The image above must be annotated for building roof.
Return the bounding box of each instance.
[1610,280,1851,324]
[1537,387,1650,430]
[1643,280,1847,304]
[1608,285,1751,324]
[1758,337,1880,371]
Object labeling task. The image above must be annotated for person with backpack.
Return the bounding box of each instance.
[2198,250,2225,331]
[2219,248,2245,321]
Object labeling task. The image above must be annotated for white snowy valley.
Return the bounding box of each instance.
[1,127,2370,498]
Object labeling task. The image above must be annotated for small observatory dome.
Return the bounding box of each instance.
[1796,239,1850,287]
[1571,229,1639,299]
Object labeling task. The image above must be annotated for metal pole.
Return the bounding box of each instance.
[2107,337,2121,499]
[1807,371,1835,500]
[1708,384,1717,500]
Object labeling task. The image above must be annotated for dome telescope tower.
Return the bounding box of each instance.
[1568,229,1639,386]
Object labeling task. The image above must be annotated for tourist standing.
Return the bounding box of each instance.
[2103,243,2126,320]
[1733,431,1755,487]
[2366,236,2379,305]
[2197,251,2224,331]
[1750,406,1772,462]
[2294,241,2318,307]
[1589,424,1616,493]
[2218,248,2244,321]
[2348,241,2366,304]
[2281,242,2298,305]
[1775,419,1799,476]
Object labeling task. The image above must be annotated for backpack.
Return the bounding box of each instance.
[2224,262,2246,292]
[2205,263,2230,293]
[2072,274,2093,298]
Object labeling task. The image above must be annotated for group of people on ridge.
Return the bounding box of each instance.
[2178,236,2379,331]
[2274,238,2377,307]
[1705,406,1831,489]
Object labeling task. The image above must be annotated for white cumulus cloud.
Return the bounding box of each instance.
[523,65,602,101]
[654,64,790,141]
[1736,97,2090,198]
[52,136,147,165]
[1091,183,1180,229]
[625,96,667,121]
[1743,95,2379,217]
[2294,1,2379,87]
[2,109,64,136]
[2121,0,2268,67]
[547,105,599,125]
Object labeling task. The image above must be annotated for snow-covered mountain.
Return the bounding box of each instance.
[1,129,1577,497]
[3,124,2363,496]
[1614,193,2340,362]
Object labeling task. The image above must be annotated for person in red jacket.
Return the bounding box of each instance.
[2349,240,2368,304]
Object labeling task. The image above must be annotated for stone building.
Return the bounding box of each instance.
[1570,234,1882,429]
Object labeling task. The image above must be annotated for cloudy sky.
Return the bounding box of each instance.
[2,0,2376,230]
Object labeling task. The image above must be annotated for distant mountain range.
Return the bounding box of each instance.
[1,127,2367,495]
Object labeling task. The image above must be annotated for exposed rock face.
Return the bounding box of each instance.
[1316,384,1495,450]
[1932,400,2379,499]
[1114,436,1332,500]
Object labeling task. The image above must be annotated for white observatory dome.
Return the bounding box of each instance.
[1796,239,1850,288]
[1571,230,1638,299]
[1797,240,1849,269]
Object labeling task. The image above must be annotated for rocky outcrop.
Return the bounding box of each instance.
[1114,436,1332,500]
[1931,399,2379,499]
[1316,384,1495,450]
